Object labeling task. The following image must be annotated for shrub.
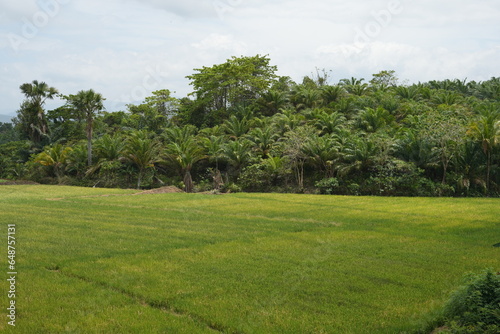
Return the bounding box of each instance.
[315,177,339,194]
[238,164,271,192]
[221,182,241,193]
[430,270,500,333]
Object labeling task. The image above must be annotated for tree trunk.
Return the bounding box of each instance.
[87,119,93,166]
[441,159,448,184]
[137,167,143,189]
[486,151,491,192]
[213,168,223,190]
[184,170,193,193]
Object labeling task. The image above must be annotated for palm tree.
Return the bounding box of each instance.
[474,78,500,101]
[65,89,105,166]
[291,86,322,110]
[431,90,462,106]
[223,139,253,180]
[340,77,369,96]
[302,134,339,178]
[271,110,305,134]
[321,85,345,106]
[123,131,161,189]
[394,129,436,171]
[34,144,72,183]
[248,126,278,158]
[163,125,197,144]
[202,135,225,189]
[223,115,250,139]
[66,142,88,178]
[394,85,422,101]
[18,80,58,144]
[165,138,205,193]
[339,136,379,176]
[87,134,126,186]
[357,107,394,133]
[452,140,486,195]
[467,106,500,191]
[314,110,346,136]
[257,90,289,116]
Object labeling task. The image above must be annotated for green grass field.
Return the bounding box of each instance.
[1,185,499,333]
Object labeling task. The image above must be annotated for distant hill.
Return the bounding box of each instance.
[0,114,15,124]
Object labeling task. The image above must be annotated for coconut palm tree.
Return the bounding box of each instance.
[18,80,58,145]
[65,89,105,166]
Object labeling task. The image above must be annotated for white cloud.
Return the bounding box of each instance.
[0,0,499,116]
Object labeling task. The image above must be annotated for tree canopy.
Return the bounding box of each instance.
[2,56,500,196]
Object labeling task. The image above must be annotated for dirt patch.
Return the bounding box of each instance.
[134,186,184,195]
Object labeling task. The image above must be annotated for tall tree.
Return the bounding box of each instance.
[370,70,398,88]
[65,90,105,166]
[186,55,278,125]
[16,80,58,145]
[282,125,317,189]
[467,105,500,191]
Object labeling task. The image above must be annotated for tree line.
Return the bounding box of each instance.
[1,55,499,196]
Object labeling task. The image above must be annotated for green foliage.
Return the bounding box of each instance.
[5,66,500,197]
[428,270,500,333]
[185,54,278,125]
[64,89,105,166]
[0,140,32,178]
[123,131,162,189]
[315,177,339,194]
[0,122,19,144]
[164,137,205,192]
[15,80,58,145]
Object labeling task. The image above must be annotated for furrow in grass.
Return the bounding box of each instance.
[55,269,242,334]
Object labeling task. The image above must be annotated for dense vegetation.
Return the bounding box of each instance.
[1,186,498,333]
[1,55,500,196]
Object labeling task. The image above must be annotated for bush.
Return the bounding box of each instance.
[221,182,241,193]
[430,269,500,333]
[238,164,271,192]
[315,177,339,194]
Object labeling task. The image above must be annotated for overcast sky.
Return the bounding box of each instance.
[1,0,499,118]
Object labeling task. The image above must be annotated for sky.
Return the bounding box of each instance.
[1,0,499,119]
